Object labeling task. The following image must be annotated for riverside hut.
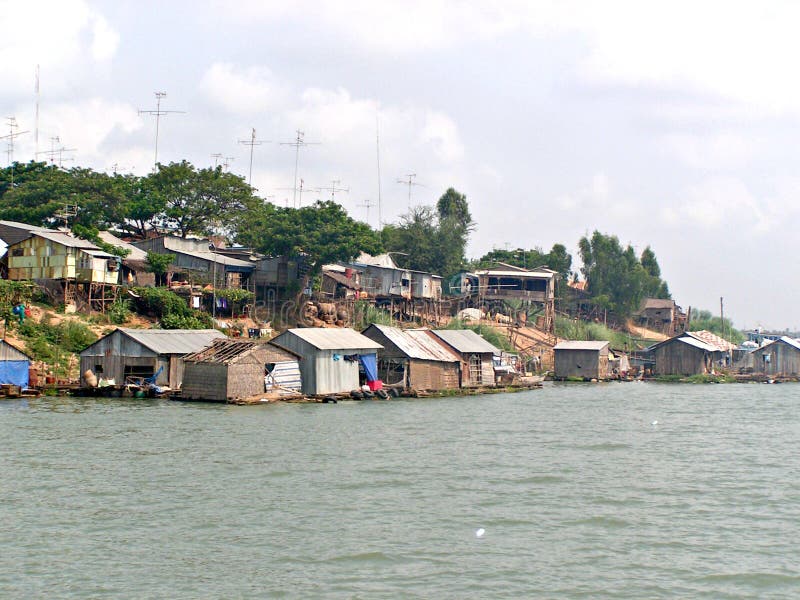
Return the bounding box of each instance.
[430,329,499,387]
[270,328,383,395]
[648,332,724,376]
[0,339,32,387]
[361,324,461,390]
[553,340,610,380]
[748,337,800,377]
[181,339,301,401]
[79,328,226,389]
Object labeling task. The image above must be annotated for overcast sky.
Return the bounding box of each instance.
[2,1,799,329]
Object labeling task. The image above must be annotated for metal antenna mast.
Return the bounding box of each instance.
[358,198,374,225]
[238,127,269,185]
[396,173,424,209]
[316,179,349,202]
[34,65,40,157]
[280,130,319,207]
[376,109,382,227]
[211,153,223,168]
[138,92,185,169]
[278,178,309,207]
[223,156,235,172]
[36,136,76,168]
[1,117,29,185]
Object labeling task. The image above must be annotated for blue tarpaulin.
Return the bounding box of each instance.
[358,354,378,382]
[0,360,29,387]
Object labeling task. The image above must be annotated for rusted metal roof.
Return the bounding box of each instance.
[119,328,226,355]
[686,330,736,352]
[755,336,800,353]
[364,325,460,362]
[553,340,610,351]
[276,328,383,351]
[431,329,500,354]
[183,339,297,364]
[642,298,675,310]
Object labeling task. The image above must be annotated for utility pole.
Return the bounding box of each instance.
[138,92,185,169]
[396,173,424,209]
[238,127,269,185]
[316,179,349,202]
[280,130,319,208]
[1,117,29,185]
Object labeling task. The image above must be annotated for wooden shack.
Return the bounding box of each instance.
[430,329,499,387]
[553,340,610,380]
[748,337,800,377]
[361,324,461,390]
[79,328,226,389]
[181,339,301,401]
[270,328,383,395]
[0,339,32,387]
[649,333,722,376]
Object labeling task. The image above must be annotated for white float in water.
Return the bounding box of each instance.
[475,528,485,538]
[651,420,658,426]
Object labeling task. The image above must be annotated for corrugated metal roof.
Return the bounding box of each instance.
[677,336,719,352]
[686,330,736,352]
[83,249,117,259]
[365,325,459,362]
[642,298,675,310]
[758,336,800,352]
[119,328,226,355]
[183,339,297,364]
[473,269,554,279]
[280,328,383,350]
[431,329,500,354]
[34,230,100,249]
[554,340,610,351]
[97,231,149,261]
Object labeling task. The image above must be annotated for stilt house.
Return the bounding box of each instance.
[361,324,461,390]
[553,340,610,380]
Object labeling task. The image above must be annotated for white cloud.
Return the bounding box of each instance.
[0,0,119,96]
[658,133,755,170]
[199,63,288,114]
[420,112,464,162]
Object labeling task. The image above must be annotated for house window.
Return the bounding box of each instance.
[94,364,104,374]
[11,248,23,257]
[78,254,92,269]
[469,354,482,384]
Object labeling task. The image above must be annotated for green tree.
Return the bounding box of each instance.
[145,251,175,286]
[151,161,256,238]
[234,200,382,274]
[578,231,670,318]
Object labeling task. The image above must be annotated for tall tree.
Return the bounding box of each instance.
[234,200,382,273]
[151,161,256,238]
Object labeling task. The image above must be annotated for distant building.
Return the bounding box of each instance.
[430,329,500,388]
[553,340,610,380]
[181,339,301,402]
[133,235,255,291]
[361,324,461,390]
[79,328,226,389]
[635,298,686,335]
[648,332,728,376]
[270,328,383,395]
[746,337,800,377]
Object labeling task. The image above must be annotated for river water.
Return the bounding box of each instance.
[2,382,799,599]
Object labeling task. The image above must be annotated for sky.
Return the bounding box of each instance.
[1,0,799,330]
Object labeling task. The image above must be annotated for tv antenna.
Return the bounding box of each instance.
[138,91,185,169]
[238,127,269,185]
[1,117,29,184]
[280,130,319,207]
[53,202,78,228]
[375,108,383,227]
[36,136,76,168]
[316,179,349,202]
[358,198,374,225]
[223,156,235,172]
[210,153,223,168]
[397,173,424,209]
[278,178,308,207]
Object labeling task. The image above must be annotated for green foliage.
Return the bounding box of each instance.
[235,200,382,274]
[689,309,745,344]
[442,319,514,352]
[209,288,254,303]
[145,252,175,276]
[107,298,132,325]
[152,161,257,238]
[578,231,670,318]
[130,286,212,329]
[352,300,394,329]
[381,188,474,279]
[555,316,650,349]
[17,318,98,368]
